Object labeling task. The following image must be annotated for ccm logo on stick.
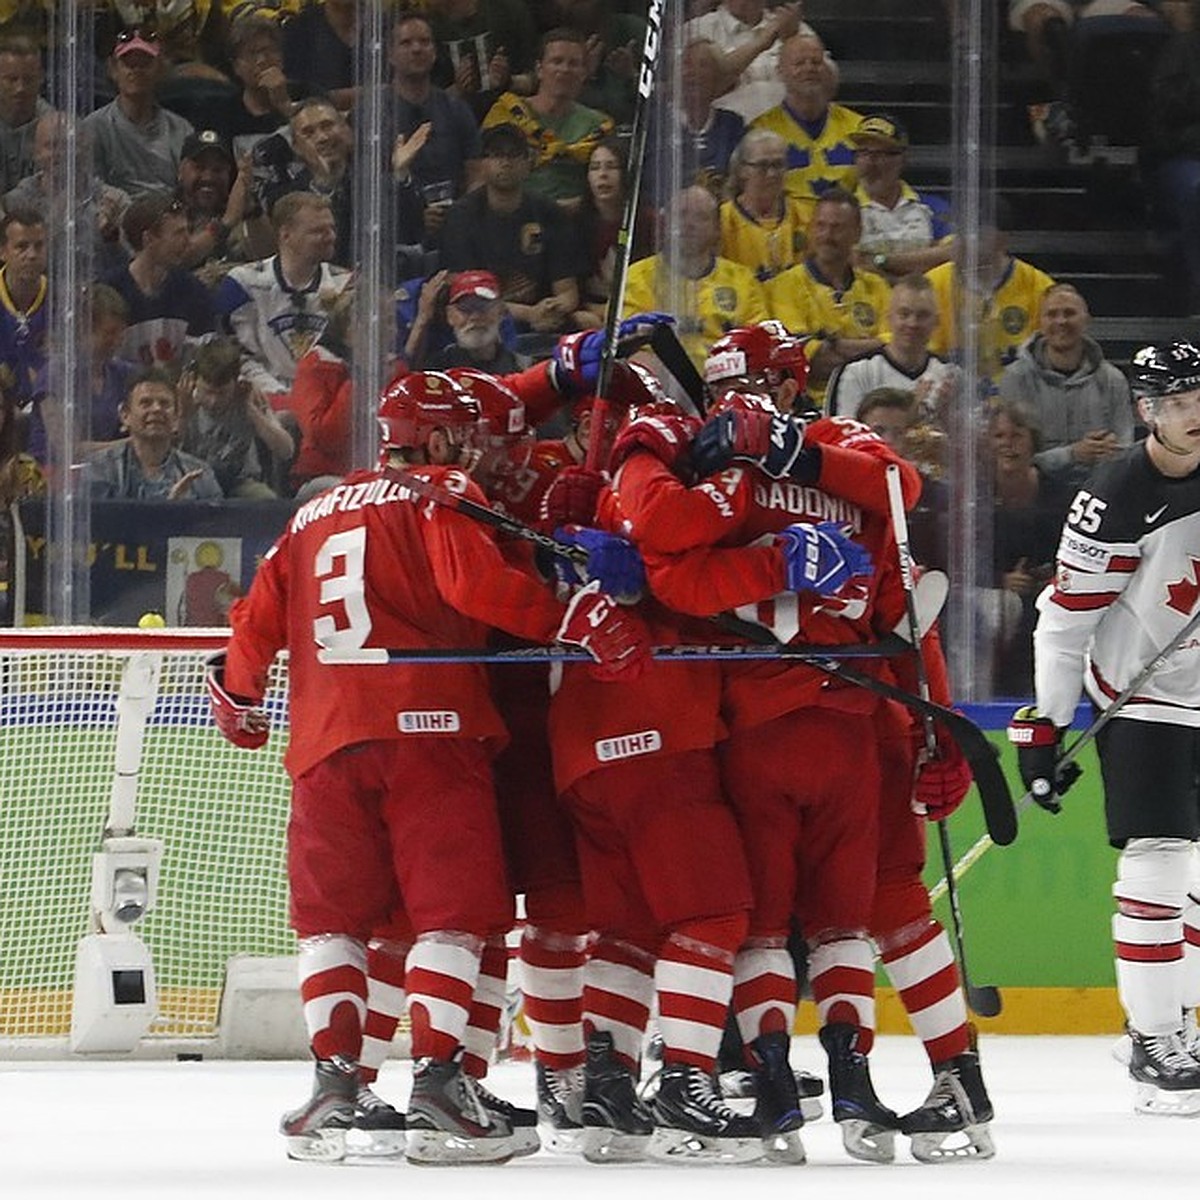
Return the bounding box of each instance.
[595,730,662,762]
[398,710,462,733]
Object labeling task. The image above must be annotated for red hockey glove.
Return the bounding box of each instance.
[1007,705,1081,813]
[609,412,701,474]
[539,465,606,530]
[913,722,973,821]
[555,580,650,682]
[206,652,269,750]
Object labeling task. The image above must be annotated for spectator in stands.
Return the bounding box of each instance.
[83,28,194,199]
[3,111,129,277]
[925,212,1056,383]
[174,129,252,280]
[87,367,223,501]
[849,114,954,282]
[249,98,354,266]
[0,383,43,623]
[85,282,137,447]
[178,336,293,500]
[282,0,358,113]
[428,0,540,120]
[482,27,615,212]
[623,184,768,372]
[101,191,217,370]
[215,191,350,402]
[996,281,1134,487]
[752,32,862,219]
[211,14,306,159]
[0,206,47,456]
[537,0,645,126]
[0,33,50,195]
[383,10,483,247]
[765,186,890,405]
[427,270,524,372]
[643,38,744,209]
[439,122,580,337]
[826,272,958,419]
[987,396,1074,694]
[684,0,810,123]
[720,127,810,283]
[574,137,653,328]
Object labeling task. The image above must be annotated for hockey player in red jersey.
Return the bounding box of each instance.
[206,370,649,1165]
[1010,342,1200,1118]
[611,323,924,1162]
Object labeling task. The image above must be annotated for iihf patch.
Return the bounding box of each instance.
[398,710,462,733]
[1057,567,1073,592]
[595,729,662,762]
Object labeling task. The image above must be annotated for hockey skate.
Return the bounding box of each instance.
[345,1083,406,1158]
[901,1051,996,1163]
[405,1056,514,1164]
[473,1080,541,1156]
[646,1062,765,1164]
[747,1031,806,1164]
[1129,1029,1200,1117]
[819,1022,900,1163]
[718,1063,825,1121]
[537,1062,586,1154]
[280,1057,358,1163]
[580,1030,654,1163]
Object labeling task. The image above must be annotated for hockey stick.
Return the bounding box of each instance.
[317,635,913,666]
[649,321,708,416]
[587,0,668,470]
[930,597,1200,904]
[886,465,1003,1019]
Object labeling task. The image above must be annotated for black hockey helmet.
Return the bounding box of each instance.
[1129,342,1200,401]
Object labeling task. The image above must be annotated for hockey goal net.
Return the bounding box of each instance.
[0,628,295,1054]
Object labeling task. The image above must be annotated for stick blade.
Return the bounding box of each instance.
[967,986,1003,1018]
[934,709,1019,846]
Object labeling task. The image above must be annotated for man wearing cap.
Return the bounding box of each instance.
[440,122,580,337]
[850,114,954,283]
[429,270,524,373]
[176,129,252,276]
[83,29,194,199]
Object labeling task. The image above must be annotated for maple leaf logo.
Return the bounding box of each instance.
[1165,557,1200,616]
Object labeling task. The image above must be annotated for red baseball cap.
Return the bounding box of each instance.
[448,270,501,304]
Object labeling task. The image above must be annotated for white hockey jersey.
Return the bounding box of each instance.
[1034,443,1200,728]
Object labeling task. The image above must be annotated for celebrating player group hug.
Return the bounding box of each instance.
[202,313,1200,1168]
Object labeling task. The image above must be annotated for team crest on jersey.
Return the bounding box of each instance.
[1165,558,1200,616]
[520,222,544,256]
[1001,305,1027,336]
[398,710,462,733]
[852,301,877,330]
[713,286,737,312]
[595,729,662,762]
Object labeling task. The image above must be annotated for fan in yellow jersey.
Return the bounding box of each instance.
[750,32,862,213]
[765,187,890,405]
[720,129,811,284]
[925,220,1056,384]
[624,185,768,374]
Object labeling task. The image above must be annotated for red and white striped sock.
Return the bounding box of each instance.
[656,914,745,1073]
[519,924,588,1070]
[583,937,655,1071]
[406,930,482,1061]
[809,935,877,1052]
[297,934,367,1062]
[878,919,970,1064]
[732,937,796,1048]
[358,938,410,1084]
[462,935,509,1078]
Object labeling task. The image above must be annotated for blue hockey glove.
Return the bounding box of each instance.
[553,525,646,602]
[617,311,676,345]
[1006,705,1081,813]
[550,331,604,396]
[691,409,813,481]
[776,521,873,596]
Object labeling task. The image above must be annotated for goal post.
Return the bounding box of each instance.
[0,627,296,1058]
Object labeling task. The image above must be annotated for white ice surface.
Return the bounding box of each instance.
[7,1035,1198,1198]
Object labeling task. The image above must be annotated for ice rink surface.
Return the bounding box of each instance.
[8,1035,1198,1198]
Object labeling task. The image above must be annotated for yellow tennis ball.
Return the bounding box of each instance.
[138,612,166,629]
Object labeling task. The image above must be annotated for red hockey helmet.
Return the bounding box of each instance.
[704,321,810,394]
[377,371,480,459]
[445,367,532,479]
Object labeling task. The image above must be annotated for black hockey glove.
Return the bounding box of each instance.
[1006,705,1081,813]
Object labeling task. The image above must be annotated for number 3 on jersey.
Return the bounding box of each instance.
[314,527,372,651]
[1067,490,1107,534]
